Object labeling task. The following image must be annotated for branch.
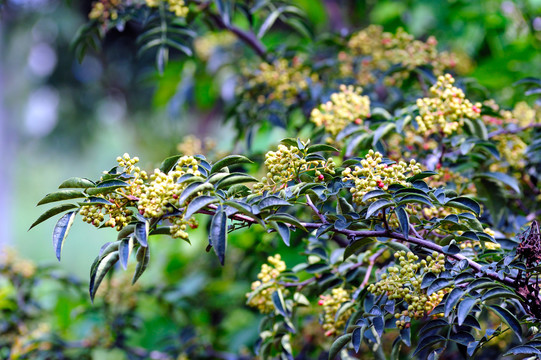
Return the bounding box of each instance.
[194,0,268,61]
[306,194,327,223]
[488,123,541,137]
[196,205,515,286]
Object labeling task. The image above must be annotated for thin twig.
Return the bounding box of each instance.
[488,123,541,137]
[360,248,386,289]
[306,194,327,223]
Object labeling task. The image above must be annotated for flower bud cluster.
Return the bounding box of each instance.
[246,254,287,314]
[80,154,147,230]
[367,251,450,329]
[342,150,423,206]
[253,143,336,194]
[146,0,189,17]
[490,134,527,172]
[318,287,354,336]
[340,25,455,86]
[89,0,121,22]
[10,323,52,358]
[244,58,318,106]
[137,156,201,239]
[415,74,482,136]
[310,85,371,141]
[194,32,236,61]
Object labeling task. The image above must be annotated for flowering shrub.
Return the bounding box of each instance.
[14,1,541,359]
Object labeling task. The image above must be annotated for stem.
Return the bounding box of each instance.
[488,123,541,137]
[360,248,386,289]
[306,194,327,223]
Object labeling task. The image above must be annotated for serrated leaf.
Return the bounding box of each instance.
[489,305,522,340]
[445,288,465,317]
[215,173,258,190]
[89,251,119,301]
[58,177,95,189]
[210,208,227,265]
[135,221,149,247]
[29,203,79,230]
[328,333,352,360]
[365,199,392,219]
[457,297,478,325]
[306,144,338,153]
[52,211,77,261]
[210,155,253,174]
[265,213,306,231]
[270,221,290,246]
[184,195,219,219]
[37,189,86,206]
[132,245,150,285]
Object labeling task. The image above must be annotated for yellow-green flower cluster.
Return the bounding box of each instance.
[341,25,455,86]
[310,85,371,140]
[367,251,450,329]
[415,74,482,136]
[0,249,36,279]
[80,154,147,230]
[194,32,237,61]
[246,254,287,314]
[146,0,189,17]
[342,150,423,206]
[245,58,318,106]
[318,287,354,337]
[89,0,122,22]
[137,156,201,239]
[491,134,528,171]
[253,143,336,193]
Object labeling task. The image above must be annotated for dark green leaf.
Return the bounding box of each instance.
[306,144,338,153]
[184,195,219,219]
[445,288,465,317]
[328,333,352,360]
[178,182,214,205]
[352,326,364,353]
[272,289,288,317]
[427,278,453,295]
[37,190,86,206]
[489,305,522,340]
[117,224,135,240]
[265,213,306,231]
[365,199,392,219]
[29,204,78,230]
[450,332,475,346]
[413,335,445,355]
[52,211,77,261]
[270,221,290,246]
[215,173,258,190]
[482,287,521,301]
[118,237,134,270]
[258,7,284,38]
[503,345,541,356]
[457,297,478,325]
[397,194,433,207]
[446,197,481,216]
[159,155,182,173]
[407,171,437,182]
[210,208,227,265]
[259,196,291,209]
[362,190,390,202]
[210,155,253,174]
[132,245,150,285]
[474,172,520,194]
[89,251,119,301]
[86,180,129,195]
[344,237,375,260]
[79,196,114,206]
[135,222,149,247]
[58,177,95,189]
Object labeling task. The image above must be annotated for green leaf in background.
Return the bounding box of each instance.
[474,172,521,194]
[52,211,77,261]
